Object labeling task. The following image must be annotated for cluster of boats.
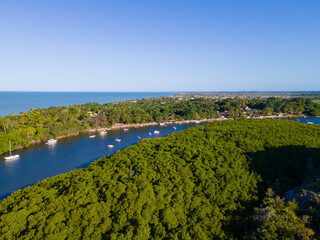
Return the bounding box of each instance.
[4,125,179,160]
[4,138,58,161]
[90,127,174,148]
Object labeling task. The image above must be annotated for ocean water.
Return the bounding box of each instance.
[0,92,177,116]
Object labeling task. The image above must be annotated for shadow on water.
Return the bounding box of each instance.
[224,145,320,238]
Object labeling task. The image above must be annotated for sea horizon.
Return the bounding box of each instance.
[0,91,179,117]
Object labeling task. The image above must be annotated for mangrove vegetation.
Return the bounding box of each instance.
[1,119,320,239]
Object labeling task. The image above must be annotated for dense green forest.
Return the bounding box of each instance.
[1,96,320,155]
[1,119,320,239]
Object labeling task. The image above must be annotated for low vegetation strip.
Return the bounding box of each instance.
[1,119,320,239]
[312,99,320,105]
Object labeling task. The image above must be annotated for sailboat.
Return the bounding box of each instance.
[46,139,57,145]
[4,140,20,160]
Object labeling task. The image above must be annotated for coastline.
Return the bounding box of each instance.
[2,115,311,155]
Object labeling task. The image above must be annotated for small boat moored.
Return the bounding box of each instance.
[99,130,107,135]
[46,139,57,145]
[89,135,96,138]
[154,130,160,134]
[173,126,176,130]
[149,132,152,136]
[4,154,20,160]
[108,145,114,148]
[115,138,121,142]
[123,128,129,131]
[4,141,19,160]
[137,136,141,139]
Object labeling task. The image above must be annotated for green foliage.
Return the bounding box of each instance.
[251,188,314,240]
[1,119,320,239]
[1,96,320,155]
[305,178,320,237]
[312,100,320,105]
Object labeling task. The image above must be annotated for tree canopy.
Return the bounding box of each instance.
[1,119,320,239]
[1,96,320,156]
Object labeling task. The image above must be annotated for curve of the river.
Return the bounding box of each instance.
[1,117,319,200]
[0,123,201,199]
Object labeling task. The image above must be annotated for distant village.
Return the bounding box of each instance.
[174,91,320,100]
[171,92,317,119]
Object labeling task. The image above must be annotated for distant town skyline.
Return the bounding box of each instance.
[1,1,319,92]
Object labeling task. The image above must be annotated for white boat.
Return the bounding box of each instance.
[46,139,57,145]
[307,122,314,124]
[123,128,129,131]
[173,126,176,130]
[159,123,165,126]
[89,135,96,138]
[108,145,114,148]
[115,138,121,142]
[149,132,152,136]
[99,130,107,135]
[154,130,160,134]
[195,120,200,124]
[137,136,141,139]
[4,140,19,160]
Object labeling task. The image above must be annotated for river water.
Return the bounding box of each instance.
[1,117,319,200]
[292,116,320,124]
[0,123,200,199]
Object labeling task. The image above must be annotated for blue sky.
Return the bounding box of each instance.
[0,0,319,92]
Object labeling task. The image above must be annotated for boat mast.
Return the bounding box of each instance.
[9,140,11,155]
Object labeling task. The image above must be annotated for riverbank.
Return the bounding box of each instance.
[95,118,221,132]
[0,115,310,156]
[2,118,221,155]
[1,96,319,156]
[0,122,200,200]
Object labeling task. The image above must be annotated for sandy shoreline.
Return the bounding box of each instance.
[96,119,212,132]
[6,115,309,154]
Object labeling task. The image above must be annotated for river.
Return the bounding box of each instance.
[1,117,319,200]
[0,123,200,199]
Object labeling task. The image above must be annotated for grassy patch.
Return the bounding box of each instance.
[312,100,320,105]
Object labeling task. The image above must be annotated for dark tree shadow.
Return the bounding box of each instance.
[247,146,320,196]
[223,145,320,239]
